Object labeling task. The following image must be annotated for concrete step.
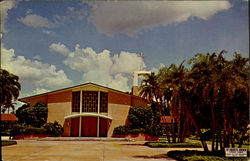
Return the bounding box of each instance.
[38,137,132,141]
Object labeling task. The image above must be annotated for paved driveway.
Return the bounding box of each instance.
[3,140,204,161]
[1,140,189,161]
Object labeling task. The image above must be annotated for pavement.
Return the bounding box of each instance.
[2,138,205,161]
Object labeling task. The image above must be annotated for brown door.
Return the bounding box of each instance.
[71,117,79,137]
[99,118,107,137]
[81,117,97,137]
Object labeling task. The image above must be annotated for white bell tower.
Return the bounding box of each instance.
[132,53,151,96]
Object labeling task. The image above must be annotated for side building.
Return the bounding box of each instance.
[19,83,148,137]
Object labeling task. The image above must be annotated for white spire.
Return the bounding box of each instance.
[138,53,145,71]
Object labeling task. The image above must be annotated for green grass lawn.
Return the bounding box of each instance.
[186,137,250,151]
[1,140,17,146]
[167,150,248,161]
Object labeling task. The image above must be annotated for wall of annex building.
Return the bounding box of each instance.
[131,95,148,108]
[106,92,148,137]
[107,103,130,137]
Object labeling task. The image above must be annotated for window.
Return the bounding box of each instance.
[100,92,108,112]
[72,91,108,113]
[72,91,80,112]
[82,91,98,112]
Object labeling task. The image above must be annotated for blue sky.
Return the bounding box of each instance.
[1,1,249,98]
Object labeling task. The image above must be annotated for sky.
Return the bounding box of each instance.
[1,1,249,101]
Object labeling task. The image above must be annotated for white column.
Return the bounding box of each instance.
[80,90,83,114]
[79,90,82,137]
[97,91,100,137]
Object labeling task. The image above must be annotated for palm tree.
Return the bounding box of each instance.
[189,51,249,151]
[189,52,220,151]
[0,69,21,113]
[160,62,194,143]
[139,51,248,152]
[139,72,159,103]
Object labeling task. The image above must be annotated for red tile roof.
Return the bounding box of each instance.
[1,114,18,121]
[160,116,175,123]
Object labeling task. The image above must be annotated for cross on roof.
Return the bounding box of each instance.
[138,53,146,70]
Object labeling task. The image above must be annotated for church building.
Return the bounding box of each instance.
[19,83,148,137]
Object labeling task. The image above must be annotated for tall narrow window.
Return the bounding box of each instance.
[82,91,98,112]
[100,92,108,112]
[72,91,80,112]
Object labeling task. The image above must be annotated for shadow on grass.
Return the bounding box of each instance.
[1,140,17,146]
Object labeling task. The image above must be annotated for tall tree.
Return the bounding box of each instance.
[139,72,159,103]
[0,69,21,113]
[189,51,249,151]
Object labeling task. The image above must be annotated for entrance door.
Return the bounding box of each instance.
[99,118,107,137]
[81,117,97,137]
[71,117,79,137]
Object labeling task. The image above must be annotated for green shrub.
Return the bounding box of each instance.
[16,103,48,127]
[1,121,10,132]
[10,123,26,136]
[113,125,130,135]
[42,121,63,136]
[23,126,47,135]
[9,121,63,136]
[130,128,145,135]
[113,105,162,137]
[1,140,17,146]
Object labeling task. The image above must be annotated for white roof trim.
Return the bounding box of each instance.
[64,113,112,120]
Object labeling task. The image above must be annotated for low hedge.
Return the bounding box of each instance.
[1,140,17,146]
[167,150,248,161]
[145,142,202,148]
[113,125,130,135]
[10,121,63,136]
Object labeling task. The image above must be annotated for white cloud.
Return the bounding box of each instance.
[17,14,56,28]
[26,9,33,15]
[0,1,18,33]
[50,43,145,91]
[1,45,72,91]
[17,6,87,28]
[54,6,87,23]
[88,1,231,36]
[32,55,42,61]
[42,29,56,36]
[111,52,145,74]
[151,63,166,74]
[20,88,50,98]
[49,43,71,56]
[31,88,50,95]
[108,74,130,91]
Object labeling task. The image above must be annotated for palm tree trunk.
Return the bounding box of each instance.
[171,119,176,143]
[210,102,216,152]
[177,95,182,143]
[181,116,186,142]
[186,102,209,152]
[223,116,227,150]
[215,129,219,151]
[229,124,234,148]
[220,131,223,150]
[238,123,248,148]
